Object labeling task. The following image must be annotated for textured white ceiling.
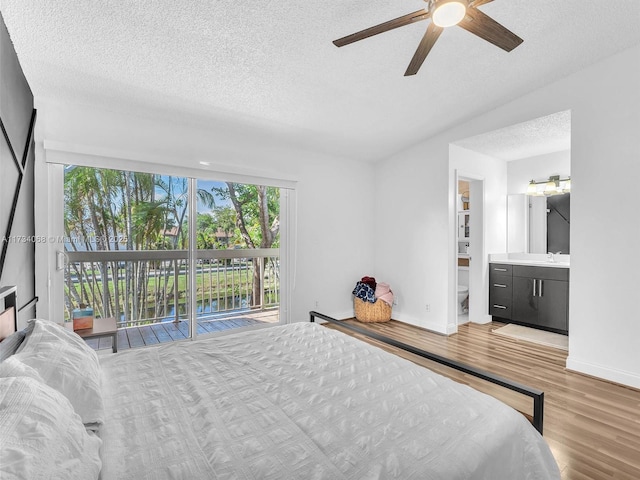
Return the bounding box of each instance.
[454,110,571,161]
[1,0,639,162]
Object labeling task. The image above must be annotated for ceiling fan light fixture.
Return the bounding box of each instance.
[431,0,468,28]
[334,0,522,76]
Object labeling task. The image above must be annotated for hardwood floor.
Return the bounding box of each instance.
[325,319,640,480]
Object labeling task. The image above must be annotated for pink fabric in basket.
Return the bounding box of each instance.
[375,282,394,307]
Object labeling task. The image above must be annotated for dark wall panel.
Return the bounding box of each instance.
[0,12,36,323]
[547,193,570,255]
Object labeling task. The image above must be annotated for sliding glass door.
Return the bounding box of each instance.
[60,165,285,350]
[63,166,192,346]
[193,180,280,334]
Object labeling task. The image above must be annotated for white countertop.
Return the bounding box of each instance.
[489,253,570,269]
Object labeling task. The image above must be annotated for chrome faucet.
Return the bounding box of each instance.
[547,251,561,262]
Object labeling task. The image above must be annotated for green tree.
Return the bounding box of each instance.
[212,205,240,247]
[64,168,279,324]
[212,183,280,305]
[64,167,179,322]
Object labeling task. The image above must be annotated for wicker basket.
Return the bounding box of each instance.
[354,297,392,323]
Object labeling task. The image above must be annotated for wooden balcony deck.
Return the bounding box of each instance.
[86,310,279,351]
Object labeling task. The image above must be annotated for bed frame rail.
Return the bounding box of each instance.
[309,311,544,435]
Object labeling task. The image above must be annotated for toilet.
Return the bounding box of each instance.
[457,267,469,316]
[457,285,469,314]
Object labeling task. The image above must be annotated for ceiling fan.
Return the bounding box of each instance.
[333,0,523,76]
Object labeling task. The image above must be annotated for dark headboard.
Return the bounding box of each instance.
[1,13,37,324]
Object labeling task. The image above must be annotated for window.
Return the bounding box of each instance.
[62,165,285,349]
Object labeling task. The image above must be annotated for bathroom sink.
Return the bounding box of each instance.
[502,259,569,268]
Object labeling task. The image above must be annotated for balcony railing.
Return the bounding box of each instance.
[64,248,279,328]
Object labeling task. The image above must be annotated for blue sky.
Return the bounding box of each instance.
[65,166,231,212]
[196,179,231,211]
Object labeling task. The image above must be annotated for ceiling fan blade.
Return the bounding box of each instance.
[457,7,523,52]
[333,9,430,47]
[470,0,494,7]
[404,22,443,76]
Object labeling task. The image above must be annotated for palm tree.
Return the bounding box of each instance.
[214,183,280,307]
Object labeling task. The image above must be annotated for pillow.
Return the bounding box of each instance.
[0,376,102,480]
[0,356,44,381]
[0,330,25,362]
[13,319,105,428]
[0,322,34,362]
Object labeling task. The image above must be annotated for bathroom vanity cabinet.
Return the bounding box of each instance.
[489,263,569,335]
[489,264,513,319]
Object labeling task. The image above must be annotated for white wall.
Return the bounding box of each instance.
[372,140,507,334]
[507,150,571,194]
[374,43,640,388]
[568,46,640,387]
[32,100,375,324]
[373,136,450,332]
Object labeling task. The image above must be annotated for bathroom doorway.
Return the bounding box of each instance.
[450,111,570,332]
[457,178,470,324]
[455,174,484,326]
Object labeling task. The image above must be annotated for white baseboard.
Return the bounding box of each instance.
[566,356,640,390]
[446,322,458,335]
[471,314,492,325]
[309,309,353,323]
[387,313,449,335]
[336,309,356,321]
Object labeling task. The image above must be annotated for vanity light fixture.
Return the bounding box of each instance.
[527,175,571,196]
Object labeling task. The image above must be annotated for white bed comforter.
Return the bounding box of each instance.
[99,322,559,480]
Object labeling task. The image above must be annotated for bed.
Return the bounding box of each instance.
[0,301,560,479]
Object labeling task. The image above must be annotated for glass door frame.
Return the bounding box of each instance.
[44,162,293,340]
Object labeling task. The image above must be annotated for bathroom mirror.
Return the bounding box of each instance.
[507,193,570,254]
